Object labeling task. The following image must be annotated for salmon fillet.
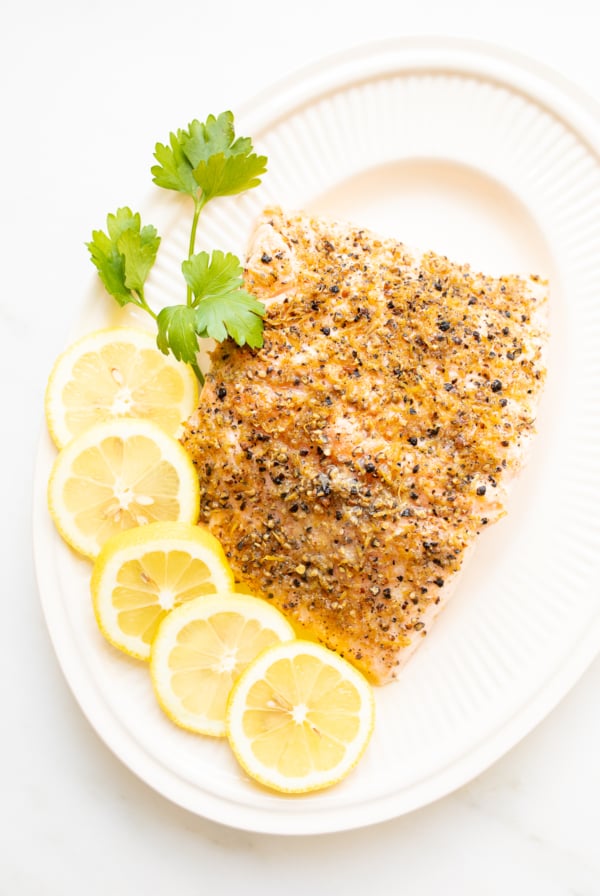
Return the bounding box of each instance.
[181,207,548,684]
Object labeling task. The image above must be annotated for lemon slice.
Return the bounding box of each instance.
[150,593,295,737]
[45,327,198,448]
[48,418,199,558]
[226,640,375,793]
[91,522,234,660]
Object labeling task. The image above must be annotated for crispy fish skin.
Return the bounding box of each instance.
[181,207,548,684]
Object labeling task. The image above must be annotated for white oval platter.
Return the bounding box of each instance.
[33,38,600,834]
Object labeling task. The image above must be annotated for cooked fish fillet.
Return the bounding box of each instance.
[181,207,548,684]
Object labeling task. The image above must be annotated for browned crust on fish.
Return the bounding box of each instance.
[181,207,548,684]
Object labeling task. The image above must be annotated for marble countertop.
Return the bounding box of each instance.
[3,1,599,893]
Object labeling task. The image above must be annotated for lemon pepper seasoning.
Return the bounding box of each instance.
[181,207,548,684]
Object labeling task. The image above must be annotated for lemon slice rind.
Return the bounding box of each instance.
[150,593,295,738]
[226,640,375,794]
[47,417,200,559]
[45,327,198,449]
[91,522,235,660]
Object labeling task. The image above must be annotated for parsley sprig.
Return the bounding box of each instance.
[87,112,267,381]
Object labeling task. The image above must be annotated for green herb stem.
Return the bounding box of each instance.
[187,195,206,306]
[136,288,157,320]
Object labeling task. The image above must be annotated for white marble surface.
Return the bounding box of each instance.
[3,1,599,892]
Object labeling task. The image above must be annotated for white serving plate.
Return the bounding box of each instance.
[33,37,600,834]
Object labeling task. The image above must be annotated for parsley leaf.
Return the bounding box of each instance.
[183,113,237,165]
[193,151,267,201]
[87,208,160,311]
[195,289,265,348]
[156,249,265,378]
[183,250,265,348]
[87,227,131,306]
[156,305,203,374]
[182,249,244,302]
[119,225,161,293]
[151,130,199,197]
[151,112,267,202]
